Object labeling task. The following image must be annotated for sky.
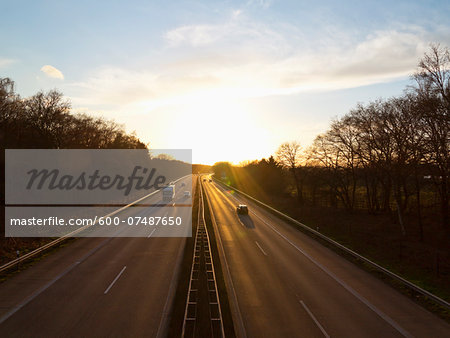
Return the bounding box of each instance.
[1,0,450,164]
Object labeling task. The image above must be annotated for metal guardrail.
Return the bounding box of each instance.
[182,177,224,338]
[0,174,191,274]
[203,178,247,338]
[212,177,450,311]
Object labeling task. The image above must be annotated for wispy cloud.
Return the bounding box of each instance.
[41,65,64,79]
[247,0,273,9]
[69,15,450,114]
[0,58,16,69]
[165,24,222,47]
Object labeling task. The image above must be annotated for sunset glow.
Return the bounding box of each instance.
[2,1,450,163]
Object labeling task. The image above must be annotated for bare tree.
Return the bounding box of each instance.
[155,153,175,161]
[413,44,450,230]
[414,43,450,106]
[0,77,147,150]
[275,141,303,203]
[24,90,71,148]
[308,128,357,211]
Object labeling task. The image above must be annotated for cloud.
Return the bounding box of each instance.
[232,9,243,19]
[69,16,450,116]
[275,29,432,90]
[165,19,446,92]
[0,58,16,69]
[41,65,64,79]
[164,14,291,53]
[247,0,273,9]
[165,24,224,47]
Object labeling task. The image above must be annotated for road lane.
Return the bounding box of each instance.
[0,175,194,337]
[203,178,450,337]
[204,181,325,337]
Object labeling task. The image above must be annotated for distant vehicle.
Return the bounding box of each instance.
[162,185,175,202]
[184,191,191,197]
[181,182,186,187]
[236,205,248,215]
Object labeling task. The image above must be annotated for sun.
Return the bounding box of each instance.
[170,92,270,165]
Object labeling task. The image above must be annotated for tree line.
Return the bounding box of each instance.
[0,78,148,212]
[213,44,449,238]
[0,78,147,150]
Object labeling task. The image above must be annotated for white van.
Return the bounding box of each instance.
[162,185,175,201]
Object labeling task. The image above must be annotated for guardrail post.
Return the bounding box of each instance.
[212,176,450,311]
[435,250,440,277]
[16,250,20,270]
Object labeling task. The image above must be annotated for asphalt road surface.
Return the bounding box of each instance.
[203,178,450,338]
[2,174,449,338]
[0,175,194,337]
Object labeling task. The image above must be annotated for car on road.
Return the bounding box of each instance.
[184,191,191,197]
[236,204,249,215]
[181,182,186,187]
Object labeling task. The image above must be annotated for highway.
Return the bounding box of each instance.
[0,175,194,337]
[202,178,450,338]
[1,174,449,337]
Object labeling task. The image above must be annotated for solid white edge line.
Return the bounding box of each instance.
[300,300,330,338]
[0,261,80,325]
[1,176,192,325]
[218,184,411,338]
[204,179,247,338]
[1,174,192,273]
[250,211,411,338]
[255,241,268,256]
[104,266,127,294]
[0,236,114,324]
[156,236,187,338]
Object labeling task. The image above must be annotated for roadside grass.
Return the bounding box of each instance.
[218,180,450,322]
[0,238,77,283]
[270,199,450,322]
